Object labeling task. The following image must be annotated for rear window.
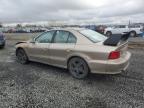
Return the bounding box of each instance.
[80,29,107,43]
[129,25,141,28]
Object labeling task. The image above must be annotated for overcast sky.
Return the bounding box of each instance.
[0,0,144,24]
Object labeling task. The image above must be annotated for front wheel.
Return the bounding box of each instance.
[16,48,29,64]
[0,46,4,49]
[130,31,137,37]
[68,57,89,79]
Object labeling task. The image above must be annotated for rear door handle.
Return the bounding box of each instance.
[66,49,71,52]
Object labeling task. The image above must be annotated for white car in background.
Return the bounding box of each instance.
[105,25,144,37]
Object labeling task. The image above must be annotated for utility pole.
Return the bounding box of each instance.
[128,20,131,30]
[129,20,131,26]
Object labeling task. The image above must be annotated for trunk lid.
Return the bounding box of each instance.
[103,33,130,59]
[103,33,130,46]
[116,42,128,58]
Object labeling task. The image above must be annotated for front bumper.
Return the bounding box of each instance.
[88,52,131,74]
[0,40,5,46]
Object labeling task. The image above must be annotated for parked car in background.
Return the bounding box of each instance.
[83,25,106,34]
[95,25,106,34]
[30,27,48,33]
[15,28,131,79]
[84,25,96,31]
[6,28,17,33]
[140,32,144,37]
[104,25,144,37]
[0,32,5,48]
[15,29,29,33]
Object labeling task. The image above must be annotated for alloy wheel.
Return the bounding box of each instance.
[68,57,89,79]
[16,49,28,64]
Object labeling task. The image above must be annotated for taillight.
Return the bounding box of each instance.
[108,51,120,59]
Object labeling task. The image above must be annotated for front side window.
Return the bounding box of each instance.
[54,31,69,43]
[119,25,126,28]
[35,31,55,43]
[80,29,107,43]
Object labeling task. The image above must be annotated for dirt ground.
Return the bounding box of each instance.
[0,33,144,108]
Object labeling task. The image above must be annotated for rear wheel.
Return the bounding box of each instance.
[68,57,89,79]
[16,48,29,64]
[106,31,112,37]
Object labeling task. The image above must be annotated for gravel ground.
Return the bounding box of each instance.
[0,38,144,108]
[129,37,144,43]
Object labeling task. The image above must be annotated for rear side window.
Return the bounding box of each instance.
[54,31,69,43]
[119,25,126,28]
[67,33,76,43]
[129,25,140,28]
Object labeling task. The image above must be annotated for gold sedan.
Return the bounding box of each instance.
[15,28,131,79]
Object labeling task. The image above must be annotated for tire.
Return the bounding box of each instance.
[106,31,112,37]
[16,48,29,64]
[130,31,137,37]
[0,42,5,49]
[0,46,4,49]
[68,57,89,79]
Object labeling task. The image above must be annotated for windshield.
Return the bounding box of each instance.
[80,29,107,43]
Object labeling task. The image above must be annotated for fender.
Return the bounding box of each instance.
[15,41,27,45]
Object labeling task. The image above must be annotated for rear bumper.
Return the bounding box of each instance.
[88,52,131,74]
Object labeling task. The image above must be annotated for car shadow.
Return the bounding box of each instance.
[88,73,121,81]
[13,59,130,87]
[0,47,4,49]
[28,61,124,83]
[29,61,69,74]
